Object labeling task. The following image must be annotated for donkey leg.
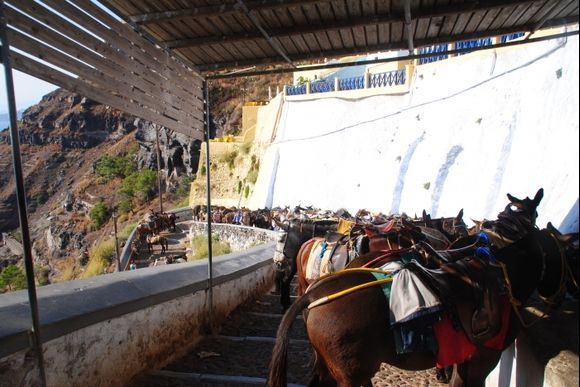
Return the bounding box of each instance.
[450,348,502,387]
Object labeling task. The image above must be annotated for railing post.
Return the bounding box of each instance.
[364,70,369,88]
[334,77,340,92]
[306,81,311,94]
[283,85,287,96]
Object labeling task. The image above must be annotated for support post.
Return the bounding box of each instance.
[0,4,47,386]
[112,208,121,271]
[204,80,214,330]
[364,70,370,88]
[155,126,164,213]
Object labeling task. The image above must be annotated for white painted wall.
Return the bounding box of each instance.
[253,33,579,233]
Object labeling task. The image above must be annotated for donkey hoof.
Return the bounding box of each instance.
[435,369,449,384]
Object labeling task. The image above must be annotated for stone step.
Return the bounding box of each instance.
[157,335,312,385]
[143,370,306,387]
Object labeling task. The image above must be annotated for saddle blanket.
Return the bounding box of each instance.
[305,239,349,281]
[433,295,510,367]
[389,268,443,325]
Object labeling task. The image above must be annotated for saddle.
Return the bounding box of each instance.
[306,232,353,281]
[414,234,490,265]
[405,253,504,345]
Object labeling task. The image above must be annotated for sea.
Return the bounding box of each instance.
[0,110,23,131]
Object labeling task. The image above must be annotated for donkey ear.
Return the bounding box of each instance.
[507,193,518,203]
[456,209,464,219]
[547,222,559,234]
[534,188,544,205]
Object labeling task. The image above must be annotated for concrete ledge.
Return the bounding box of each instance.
[0,242,277,387]
[486,296,578,387]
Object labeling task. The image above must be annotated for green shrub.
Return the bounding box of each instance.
[190,235,231,260]
[220,150,238,170]
[94,153,137,180]
[35,266,51,286]
[171,196,190,209]
[90,200,109,229]
[35,189,49,205]
[121,170,157,203]
[82,238,116,278]
[117,196,133,215]
[200,165,206,176]
[246,169,259,185]
[9,230,22,243]
[237,180,243,193]
[176,175,193,197]
[244,185,250,198]
[118,224,136,242]
[240,142,252,154]
[0,265,27,292]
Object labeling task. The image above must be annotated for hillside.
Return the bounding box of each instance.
[0,72,290,288]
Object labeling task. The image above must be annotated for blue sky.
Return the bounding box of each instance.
[0,68,59,114]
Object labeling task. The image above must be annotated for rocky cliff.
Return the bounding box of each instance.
[0,89,200,282]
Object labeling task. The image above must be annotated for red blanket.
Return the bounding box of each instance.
[433,296,510,367]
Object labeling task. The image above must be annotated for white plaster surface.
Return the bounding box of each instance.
[253,34,579,233]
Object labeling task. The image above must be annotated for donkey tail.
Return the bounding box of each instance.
[268,294,311,387]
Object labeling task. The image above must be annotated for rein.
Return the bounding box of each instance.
[499,230,574,328]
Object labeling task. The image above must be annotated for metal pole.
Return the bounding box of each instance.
[112,209,121,272]
[155,126,164,213]
[204,80,214,328]
[0,5,47,386]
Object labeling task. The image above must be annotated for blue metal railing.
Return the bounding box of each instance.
[500,32,525,43]
[310,79,334,93]
[418,33,525,65]
[286,84,307,95]
[455,37,493,55]
[285,69,405,96]
[339,75,364,91]
[418,44,449,64]
[369,69,406,87]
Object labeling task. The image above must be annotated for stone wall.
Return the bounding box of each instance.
[187,221,281,252]
[0,242,277,387]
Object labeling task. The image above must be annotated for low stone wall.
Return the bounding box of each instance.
[0,239,278,387]
[187,221,279,252]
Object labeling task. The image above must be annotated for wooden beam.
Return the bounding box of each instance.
[129,0,336,24]
[162,1,548,50]
[4,0,204,119]
[6,28,202,129]
[2,5,203,124]
[4,2,202,122]
[198,16,578,72]
[207,29,579,78]
[70,0,204,90]
[165,14,401,48]
[235,0,295,66]
[9,52,204,139]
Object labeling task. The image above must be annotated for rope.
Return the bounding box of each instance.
[308,275,394,309]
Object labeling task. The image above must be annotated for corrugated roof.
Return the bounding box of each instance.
[101,0,579,75]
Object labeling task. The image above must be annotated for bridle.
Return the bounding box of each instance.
[498,229,577,328]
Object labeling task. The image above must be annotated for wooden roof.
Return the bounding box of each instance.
[101,0,579,75]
